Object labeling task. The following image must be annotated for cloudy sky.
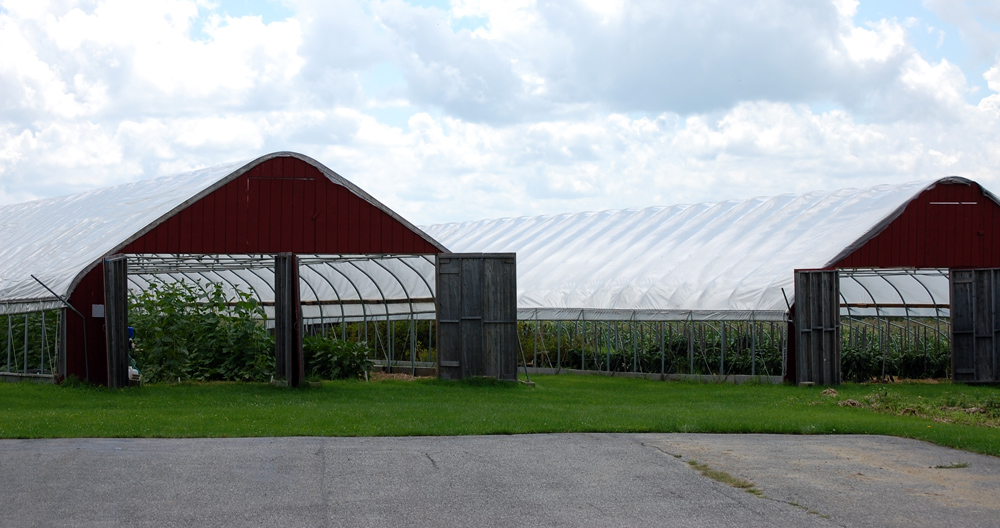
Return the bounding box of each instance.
[1,0,999,224]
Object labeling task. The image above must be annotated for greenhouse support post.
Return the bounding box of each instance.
[556,321,562,370]
[631,320,637,373]
[605,322,611,372]
[660,322,665,374]
[40,311,46,373]
[720,322,726,377]
[23,314,28,374]
[533,316,539,367]
[410,315,416,375]
[687,319,694,374]
[6,316,11,372]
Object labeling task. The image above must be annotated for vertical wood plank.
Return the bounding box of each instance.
[292,178,306,252]
[280,161,294,251]
[177,207,192,254]
[370,207,383,254]
[348,194,361,253]
[337,187,350,252]
[204,193,218,250]
[103,256,129,389]
[304,177,317,253]
[225,176,240,253]
[315,178,328,254]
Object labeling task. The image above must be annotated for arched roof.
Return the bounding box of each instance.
[422,177,1000,321]
[0,152,445,315]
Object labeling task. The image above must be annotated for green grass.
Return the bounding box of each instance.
[687,459,762,495]
[933,462,970,468]
[2,375,999,457]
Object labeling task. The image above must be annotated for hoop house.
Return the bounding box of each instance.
[423,177,1000,382]
[0,152,445,385]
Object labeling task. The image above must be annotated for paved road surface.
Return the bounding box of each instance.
[1,434,998,527]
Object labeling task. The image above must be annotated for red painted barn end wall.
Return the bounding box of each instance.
[121,157,440,255]
[65,156,441,383]
[834,180,1000,269]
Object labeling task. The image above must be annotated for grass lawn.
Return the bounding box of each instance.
[2,374,998,457]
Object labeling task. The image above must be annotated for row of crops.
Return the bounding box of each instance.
[0,282,954,382]
[841,317,951,381]
[518,320,785,378]
[517,317,951,381]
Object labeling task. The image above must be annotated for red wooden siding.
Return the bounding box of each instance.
[834,181,1000,269]
[120,157,439,255]
[66,264,110,387]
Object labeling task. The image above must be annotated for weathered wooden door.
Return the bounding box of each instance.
[436,253,517,380]
[794,269,841,385]
[950,269,1000,383]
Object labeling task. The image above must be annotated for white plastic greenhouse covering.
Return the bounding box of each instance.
[0,155,974,325]
[126,254,437,324]
[421,179,966,322]
[0,154,441,321]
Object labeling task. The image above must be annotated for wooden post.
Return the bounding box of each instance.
[275,253,304,387]
[103,255,130,389]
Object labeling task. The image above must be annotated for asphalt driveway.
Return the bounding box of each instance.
[1,434,997,527]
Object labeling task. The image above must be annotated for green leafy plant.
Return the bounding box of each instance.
[129,280,274,383]
[302,334,373,380]
[841,320,950,381]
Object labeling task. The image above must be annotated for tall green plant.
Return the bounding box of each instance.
[841,324,950,381]
[129,281,274,383]
[302,334,373,380]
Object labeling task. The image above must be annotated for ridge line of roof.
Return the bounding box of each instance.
[420,178,942,229]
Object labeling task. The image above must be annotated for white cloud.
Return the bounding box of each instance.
[0,10,102,119]
[899,56,969,108]
[2,0,304,117]
[362,0,978,123]
[841,20,907,62]
[832,0,858,19]
[0,0,999,228]
[288,101,1000,223]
